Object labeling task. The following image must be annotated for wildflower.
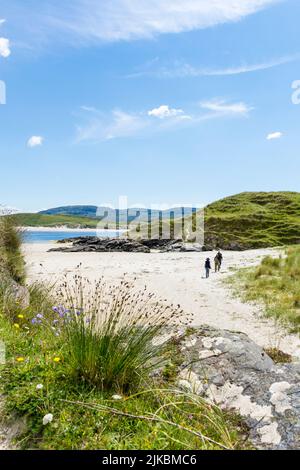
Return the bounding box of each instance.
[16,357,25,362]
[17,314,24,319]
[42,413,53,425]
[36,314,43,319]
[31,318,38,324]
[112,394,123,400]
[36,384,44,390]
[53,357,61,363]
[14,324,20,329]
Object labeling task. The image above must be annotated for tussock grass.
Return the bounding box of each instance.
[55,276,189,392]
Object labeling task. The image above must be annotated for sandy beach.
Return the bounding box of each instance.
[23,243,300,358]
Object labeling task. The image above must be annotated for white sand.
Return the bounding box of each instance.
[23,243,300,359]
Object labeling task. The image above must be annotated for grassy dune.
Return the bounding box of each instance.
[230,246,300,333]
[204,192,300,249]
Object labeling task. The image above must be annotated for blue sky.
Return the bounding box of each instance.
[0,0,300,212]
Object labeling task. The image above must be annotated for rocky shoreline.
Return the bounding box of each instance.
[48,237,210,253]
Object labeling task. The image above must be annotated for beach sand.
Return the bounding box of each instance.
[23,243,300,358]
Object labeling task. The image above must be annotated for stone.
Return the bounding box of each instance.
[164,325,300,450]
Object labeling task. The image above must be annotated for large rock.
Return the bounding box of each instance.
[52,237,203,253]
[50,238,150,253]
[158,326,300,450]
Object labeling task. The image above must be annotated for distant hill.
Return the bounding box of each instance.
[40,205,99,218]
[11,213,99,228]
[39,205,196,223]
[204,192,300,249]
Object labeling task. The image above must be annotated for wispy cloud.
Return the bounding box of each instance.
[200,99,252,116]
[266,131,283,140]
[27,136,44,148]
[76,99,252,143]
[3,0,280,48]
[129,54,298,79]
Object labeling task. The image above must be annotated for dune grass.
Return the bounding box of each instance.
[204,192,300,249]
[229,246,300,333]
[0,216,25,283]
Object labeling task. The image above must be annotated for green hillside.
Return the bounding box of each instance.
[204,192,300,250]
[11,213,100,228]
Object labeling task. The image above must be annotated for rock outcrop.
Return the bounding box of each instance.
[157,326,300,450]
[49,237,205,253]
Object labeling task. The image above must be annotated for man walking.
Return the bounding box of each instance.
[205,258,211,278]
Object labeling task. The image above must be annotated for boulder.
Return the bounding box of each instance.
[159,326,300,450]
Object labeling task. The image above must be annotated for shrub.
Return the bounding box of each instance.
[54,276,189,392]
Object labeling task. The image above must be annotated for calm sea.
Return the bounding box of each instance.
[23,230,122,244]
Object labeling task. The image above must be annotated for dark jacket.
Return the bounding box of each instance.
[205,259,211,269]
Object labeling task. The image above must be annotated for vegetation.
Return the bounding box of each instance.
[9,213,100,228]
[229,246,300,333]
[204,191,300,249]
[0,216,25,283]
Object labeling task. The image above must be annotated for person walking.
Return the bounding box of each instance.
[214,255,220,272]
[205,258,211,278]
[216,250,223,269]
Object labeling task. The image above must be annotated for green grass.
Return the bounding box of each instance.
[0,297,245,450]
[10,213,100,228]
[204,191,300,249]
[229,245,300,333]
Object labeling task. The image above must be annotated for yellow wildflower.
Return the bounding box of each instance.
[17,314,24,319]
[53,357,61,363]
[16,357,25,362]
[14,323,20,329]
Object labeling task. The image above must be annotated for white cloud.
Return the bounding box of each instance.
[148,105,186,119]
[0,19,6,26]
[27,136,44,148]
[266,131,283,140]
[134,54,299,78]
[0,37,11,58]
[7,0,280,46]
[200,99,252,116]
